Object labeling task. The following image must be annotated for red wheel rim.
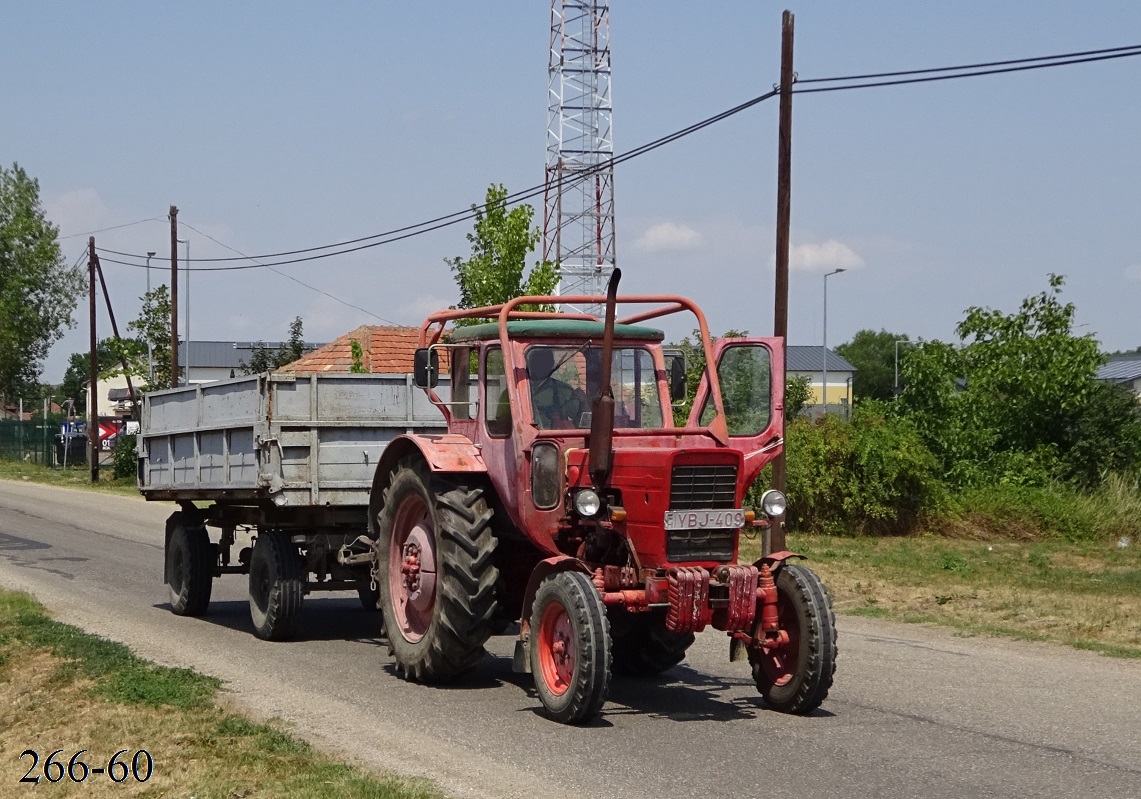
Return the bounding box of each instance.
[759,594,800,687]
[537,600,575,696]
[387,493,437,643]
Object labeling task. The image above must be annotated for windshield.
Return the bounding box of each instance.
[526,345,664,430]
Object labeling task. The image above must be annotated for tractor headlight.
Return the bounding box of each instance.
[760,489,787,518]
[574,488,602,518]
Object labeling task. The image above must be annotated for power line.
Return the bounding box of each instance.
[794,46,1141,94]
[59,217,164,240]
[97,89,780,269]
[796,42,1141,84]
[176,221,400,326]
[94,41,1141,269]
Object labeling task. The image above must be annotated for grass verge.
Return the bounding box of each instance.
[0,460,139,497]
[0,590,444,798]
[743,532,1141,658]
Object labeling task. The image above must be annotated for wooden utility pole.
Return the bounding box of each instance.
[169,205,180,387]
[88,237,99,482]
[770,10,795,553]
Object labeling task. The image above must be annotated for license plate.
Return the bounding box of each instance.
[664,509,745,530]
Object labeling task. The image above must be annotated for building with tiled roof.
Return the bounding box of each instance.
[280,325,448,375]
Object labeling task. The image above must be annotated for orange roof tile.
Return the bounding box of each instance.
[280,325,450,375]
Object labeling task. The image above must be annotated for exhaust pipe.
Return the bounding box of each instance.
[589,269,621,488]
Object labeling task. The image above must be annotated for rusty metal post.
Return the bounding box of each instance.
[770,10,795,553]
[88,237,99,482]
[169,205,180,388]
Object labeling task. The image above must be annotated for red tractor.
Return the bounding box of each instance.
[369,272,836,723]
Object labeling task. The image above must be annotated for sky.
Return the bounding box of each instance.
[3,1,1139,384]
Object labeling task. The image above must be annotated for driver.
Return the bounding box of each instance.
[527,348,589,429]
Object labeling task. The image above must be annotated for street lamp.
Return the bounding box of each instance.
[145,251,156,384]
[178,239,190,385]
[822,268,847,414]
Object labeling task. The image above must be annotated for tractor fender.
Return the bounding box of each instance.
[512,555,594,674]
[367,434,488,534]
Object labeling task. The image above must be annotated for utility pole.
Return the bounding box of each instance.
[169,206,179,388]
[769,9,794,553]
[145,251,155,384]
[88,237,99,482]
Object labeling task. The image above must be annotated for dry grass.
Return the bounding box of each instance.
[742,533,1141,657]
[0,590,444,799]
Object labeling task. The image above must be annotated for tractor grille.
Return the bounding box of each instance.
[668,464,738,562]
[670,464,737,510]
[666,529,736,562]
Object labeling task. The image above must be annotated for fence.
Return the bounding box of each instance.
[0,419,59,465]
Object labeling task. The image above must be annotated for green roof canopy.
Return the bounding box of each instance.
[450,320,665,343]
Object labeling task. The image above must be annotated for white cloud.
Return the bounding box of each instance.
[789,239,865,272]
[1126,264,1141,282]
[634,222,704,253]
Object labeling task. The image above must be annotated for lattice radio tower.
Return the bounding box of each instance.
[543,0,615,309]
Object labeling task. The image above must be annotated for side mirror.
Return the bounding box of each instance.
[666,352,686,402]
[413,348,439,388]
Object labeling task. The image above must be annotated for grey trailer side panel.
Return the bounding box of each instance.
[138,373,448,507]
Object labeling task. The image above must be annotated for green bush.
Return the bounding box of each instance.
[111,433,137,481]
[781,402,947,536]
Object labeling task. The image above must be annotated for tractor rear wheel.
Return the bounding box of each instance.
[530,570,612,724]
[248,531,305,641]
[610,609,694,676]
[377,458,498,682]
[166,512,214,617]
[749,563,837,714]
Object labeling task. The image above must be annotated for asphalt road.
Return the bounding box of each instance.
[2,479,1140,798]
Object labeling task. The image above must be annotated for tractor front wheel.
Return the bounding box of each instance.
[749,563,837,714]
[530,570,612,724]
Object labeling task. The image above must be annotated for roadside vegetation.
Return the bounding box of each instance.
[0,589,443,798]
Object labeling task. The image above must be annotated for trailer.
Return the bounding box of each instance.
[138,371,448,639]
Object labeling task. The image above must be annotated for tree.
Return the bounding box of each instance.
[0,163,85,399]
[241,316,306,374]
[835,329,911,401]
[126,283,173,390]
[898,274,1132,487]
[446,184,559,324]
[786,375,812,419]
[59,336,145,409]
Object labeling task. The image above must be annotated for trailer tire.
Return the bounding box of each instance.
[377,458,498,682]
[166,513,213,617]
[248,531,305,641]
[610,609,694,676]
[749,563,837,714]
[530,570,612,724]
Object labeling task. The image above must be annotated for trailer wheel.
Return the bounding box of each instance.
[530,570,612,724]
[377,458,498,682]
[749,563,837,714]
[248,531,304,641]
[166,513,213,616]
[610,609,694,676]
